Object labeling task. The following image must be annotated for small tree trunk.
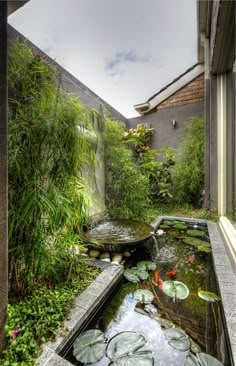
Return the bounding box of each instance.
[0,1,8,353]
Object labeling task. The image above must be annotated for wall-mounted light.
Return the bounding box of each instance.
[172,119,177,127]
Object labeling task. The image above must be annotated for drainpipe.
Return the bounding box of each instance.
[0,1,8,353]
[201,33,211,207]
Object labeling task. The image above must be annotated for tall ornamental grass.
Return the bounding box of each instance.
[8,41,94,297]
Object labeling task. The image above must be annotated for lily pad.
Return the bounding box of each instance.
[124,267,148,282]
[109,351,154,365]
[169,230,186,239]
[134,289,154,304]
[183,237,211,248]
[73,329,107,364]
[160,224,170,229]
[162,281,189,300]
[137,261,156,271]
[196,353,224,366]
[185,353,224,366]
[173,223,188,230]
[106,332,146,361]
[186,229,205,237]
[162,221,174,226]
[198,290,221,302]
[164,328,190,351]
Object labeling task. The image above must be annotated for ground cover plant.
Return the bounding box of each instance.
[0,265,100,366]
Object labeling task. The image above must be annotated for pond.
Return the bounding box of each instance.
[61,219,231,366]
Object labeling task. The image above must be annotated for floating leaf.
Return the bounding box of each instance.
[162,221,174,226]
[198,246,211,253]
[169,230,185,239]
[137,261,156,271]
[164,328,190,351]
[198,290,221,302]
[109,351,154,366]
[159,224,170,229]
[73,329,107,364]
[183,237,211,248]
[106,332,146,361]
[124,267,148,282]
[184,353,200,366]
[185,353,224,366]
[196,353,224,366]
[173,223,188,230]
[162,281,189,300]
[187,230,205,237]
[134,289,154,304]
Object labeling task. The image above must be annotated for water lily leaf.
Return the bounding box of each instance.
[162,221,174,226]
[134,289,154,304]
[160,224,170,229]
[162,281,189,300]
[183,237,211,248]
[164,328,190,351]
[137,260,156,271]
[173,223,188,230]
[124,267,148,282]
[73,329,107,364]
[106,332,146,361]
[184,353,199,366]
[198,290,221,302]
[109,351,154,365]
[198,246,211,253]
[196,353,224,366]
[186,229,205,237]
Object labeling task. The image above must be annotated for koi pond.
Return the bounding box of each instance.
[61,219,231,366]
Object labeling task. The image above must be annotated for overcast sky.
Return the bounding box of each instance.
[9,0,197,118]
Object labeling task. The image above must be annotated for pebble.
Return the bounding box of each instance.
[88,249,100,258]
[100,258,111,262]
[112,254,122,263]
[123,251,131,257]
[100,252,110,259]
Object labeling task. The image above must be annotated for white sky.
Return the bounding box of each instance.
[8,0,197,118]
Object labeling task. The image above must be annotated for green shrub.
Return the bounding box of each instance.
[105,119,151,220]
[172,116,205,205]
[0,266,100,366]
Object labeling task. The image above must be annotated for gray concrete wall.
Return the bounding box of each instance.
[8,25,128,125]
[128,102,204,154]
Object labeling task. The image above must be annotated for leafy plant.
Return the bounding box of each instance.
[172,116,205,206]
[0,266,100,366]
[124,267,148,283]
[73,329,107,364]
[109,351,154,365]
[136,261,156,271]
[105,119,151,220]
[134,289,154,304]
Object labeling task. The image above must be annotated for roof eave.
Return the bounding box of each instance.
[8,1,30,16]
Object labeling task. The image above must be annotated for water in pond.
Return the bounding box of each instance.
[63,220,230,366]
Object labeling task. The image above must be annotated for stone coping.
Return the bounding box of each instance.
[37,261,123,366]
[151,216,236,364]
